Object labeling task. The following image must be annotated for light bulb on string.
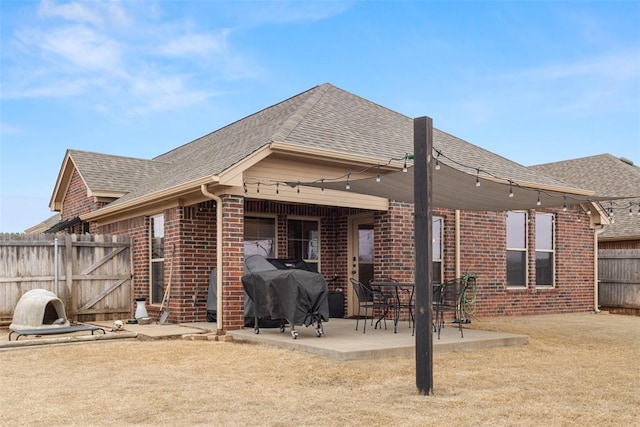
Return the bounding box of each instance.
[276,182,279,196]
[243,182,247,195]
[345,173,351,190]
[536,190,541,206]
[321,178,325,192]
[475,169,481,187]
[402,156,408,173]
[435,151,441,170]
[508,180,514,198]
[562,196,567,211]
[376,166,381,183]
[256,182,260,194]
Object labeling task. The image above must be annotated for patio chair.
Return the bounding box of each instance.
[433,277,470,339]
[350,278,394,333]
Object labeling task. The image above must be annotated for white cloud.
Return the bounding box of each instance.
[23,25,124,72]
[37,0,130,28]
[158,31,229,57]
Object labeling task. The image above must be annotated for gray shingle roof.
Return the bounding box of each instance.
[532,154,640,240]
[68,149,168,194]
[74,83,589,210]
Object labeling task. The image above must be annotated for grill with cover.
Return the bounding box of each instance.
[241,268,329,339]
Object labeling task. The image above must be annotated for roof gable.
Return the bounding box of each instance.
[50,149,167,210]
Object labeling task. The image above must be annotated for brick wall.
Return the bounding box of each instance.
[373,203,596,319]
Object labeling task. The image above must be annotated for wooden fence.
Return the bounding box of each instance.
[598,249,640,312]
[0,233,132,325]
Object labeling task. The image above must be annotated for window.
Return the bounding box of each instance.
[287,218,319,271]
[150,214,164,304]
[244,216,276,258]
[535,213,554,286]
[433,217,443,284]
[506,211,527,287]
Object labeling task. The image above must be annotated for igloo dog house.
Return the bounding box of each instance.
[10,289,70,330]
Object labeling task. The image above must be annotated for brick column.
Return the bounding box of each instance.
[220,195,245,331]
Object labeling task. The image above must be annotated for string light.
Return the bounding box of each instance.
[239,149,638,216]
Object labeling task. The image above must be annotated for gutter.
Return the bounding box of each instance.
[201,184,224,333]
[455,210,461,279]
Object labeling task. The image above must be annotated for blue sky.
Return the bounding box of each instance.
[1,0,639,232]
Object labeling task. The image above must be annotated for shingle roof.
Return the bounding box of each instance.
[70,83,591,212]
[68,149,168,194]
[532,154,640,240]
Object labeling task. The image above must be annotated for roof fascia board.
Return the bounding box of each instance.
[217,144,274,186]
[49,153,78,210]
[82,176,219,221]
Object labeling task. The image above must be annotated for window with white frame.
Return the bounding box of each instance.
[433,217,443,284]
[287,218,319,272]
[506,211,527,287]
[535,213,554,286]
[150,214,165,304]
[244,216,276,258]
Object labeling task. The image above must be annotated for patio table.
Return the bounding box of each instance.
[370,282,415,334]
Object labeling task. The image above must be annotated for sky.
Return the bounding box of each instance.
[1,0,639,233]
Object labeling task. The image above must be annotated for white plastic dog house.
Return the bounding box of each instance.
[10,289,70,330]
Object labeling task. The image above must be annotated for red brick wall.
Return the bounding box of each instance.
[371,203,595,319]
[600,240,640,249]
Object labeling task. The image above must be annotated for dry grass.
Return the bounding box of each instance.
[1,312,638,426]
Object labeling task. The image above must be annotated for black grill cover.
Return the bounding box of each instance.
[241,269,329,327]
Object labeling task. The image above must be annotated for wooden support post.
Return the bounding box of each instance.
[414,116,434,395]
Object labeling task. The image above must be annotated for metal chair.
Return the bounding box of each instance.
[433,277,471,339]
[350,278,394,333]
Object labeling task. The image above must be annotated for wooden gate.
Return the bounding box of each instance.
[0,233,132,324]
[598,249,640,312]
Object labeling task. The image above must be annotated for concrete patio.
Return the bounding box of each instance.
[0,318,528,360]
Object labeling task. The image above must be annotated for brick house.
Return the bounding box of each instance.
[47,83,610,332]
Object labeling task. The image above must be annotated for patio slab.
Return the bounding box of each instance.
[225,318,529,360]
[0,319,528,359]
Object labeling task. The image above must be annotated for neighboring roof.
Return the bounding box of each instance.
[25,213,61,234]
[52,83,605,220]
[532,154,640,240]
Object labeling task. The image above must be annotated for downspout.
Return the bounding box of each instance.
[455,210,461,279]
[201,184,223,332]
[593,224,606,313]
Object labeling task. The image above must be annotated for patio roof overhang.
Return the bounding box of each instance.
[308,161,616,212]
